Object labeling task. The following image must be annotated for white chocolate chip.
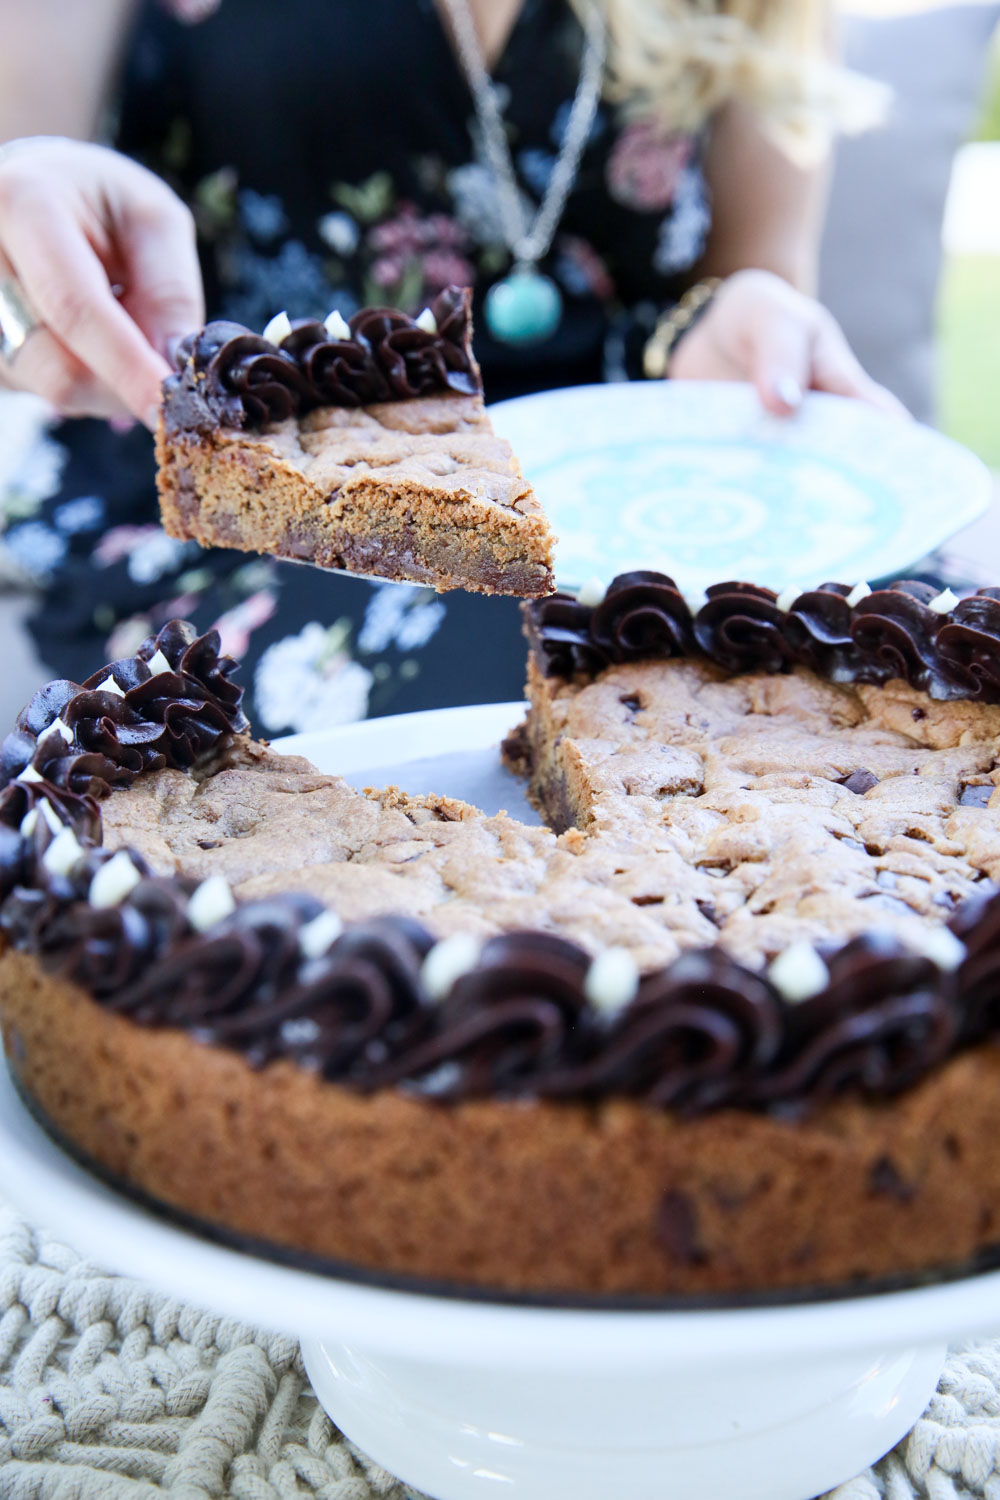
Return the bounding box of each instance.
[263,310,292,345]
[95,674,125,699]
[846,581,872,608]
[37,799,64,835]
[145,648,173,677]
[89,850,142,909]
[42,825,85,878]
[323,309,352,341]
[299,908,343,959]
[909,926,966,972]
[775,584,802,613]
[187,875,237,933]
[421,933,481,1002]
[43,716,73,746]
[683,590,708,616]
[768,942,830,1003]
[576,576,606,608]
[19,809,37,837]
[414,307,438,334]
[280,1017,321,1046]
[584,947,639,1016]
[16,765,43,784]
[928,587,959,616]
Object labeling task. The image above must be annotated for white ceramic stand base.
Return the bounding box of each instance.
[301,1336,946,1500]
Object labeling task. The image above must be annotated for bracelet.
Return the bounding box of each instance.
[642,277,722,380]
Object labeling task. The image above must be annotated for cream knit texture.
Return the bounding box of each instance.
[0,1201,997,1500]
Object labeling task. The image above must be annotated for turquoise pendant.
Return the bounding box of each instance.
[484,267,562,345]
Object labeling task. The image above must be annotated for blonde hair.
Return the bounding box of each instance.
[575,0,886,161]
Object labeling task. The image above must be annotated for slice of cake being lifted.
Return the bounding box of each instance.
[156,287,556,597]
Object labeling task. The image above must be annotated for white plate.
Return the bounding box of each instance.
[6,706,1000,1500]
[276,700,542,822]
[488,381,993,592]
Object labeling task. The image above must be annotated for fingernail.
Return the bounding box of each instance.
[164,333,187,365]
[774,375,803,410]
[143,403,161,432]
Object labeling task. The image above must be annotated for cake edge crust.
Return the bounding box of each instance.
[6,947,1000,1300]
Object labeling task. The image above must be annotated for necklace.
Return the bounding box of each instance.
[438,0,607,345]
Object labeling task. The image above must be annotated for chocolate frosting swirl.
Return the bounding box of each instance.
[0,621,248,805]
[527,573,1000,704]
[751,935,957,1107]
[163,286,480,435]
[540,950,784,1112]
[524,572,695,678]
[936,592,1000,701]
[693,583,792,675]
[369,932,594,1097]
[2,603,1000,1118]
[849,583,947,693]
[780,584,857,679]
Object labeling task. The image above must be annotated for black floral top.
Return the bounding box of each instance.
[2,0,710,734]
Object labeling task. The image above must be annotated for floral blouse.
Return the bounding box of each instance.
[2,0,710,735]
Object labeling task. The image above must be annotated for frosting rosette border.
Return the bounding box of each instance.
[526,574,1000,704]
[162,286,481,434]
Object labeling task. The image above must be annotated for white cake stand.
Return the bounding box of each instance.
[4,706,1000,1500]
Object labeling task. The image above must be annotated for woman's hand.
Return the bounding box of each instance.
[0,137,204,428]
[668,269,908,419]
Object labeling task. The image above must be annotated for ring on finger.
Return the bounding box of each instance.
[0,276,42,363]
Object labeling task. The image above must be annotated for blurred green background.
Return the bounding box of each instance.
[939,30,1000,469]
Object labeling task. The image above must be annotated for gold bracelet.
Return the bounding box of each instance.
[642,276,722,380]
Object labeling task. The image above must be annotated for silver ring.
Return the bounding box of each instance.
[0,276,41,363]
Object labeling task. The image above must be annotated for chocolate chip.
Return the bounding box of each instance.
[869,1156,915,1202]
[619,694,643,713]
[197,839,222,850]
[960,784,994,808]
[841,769,879,795]
[631,894,664,907]
[912,707,927,721]
[657,1189,706,1265]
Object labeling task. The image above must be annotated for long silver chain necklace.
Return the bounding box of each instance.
[438,0,607,345]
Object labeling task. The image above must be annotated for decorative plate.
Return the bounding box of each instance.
[487,381,993,593]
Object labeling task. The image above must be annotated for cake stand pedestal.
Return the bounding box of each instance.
[300,1336,945,1500]
[0,1059,993,1500]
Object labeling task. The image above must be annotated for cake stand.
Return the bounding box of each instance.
[4,705,1000,1500]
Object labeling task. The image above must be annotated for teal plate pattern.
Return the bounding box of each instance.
[487,382,993,592]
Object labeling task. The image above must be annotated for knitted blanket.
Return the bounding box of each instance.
[0,1205,996,1500]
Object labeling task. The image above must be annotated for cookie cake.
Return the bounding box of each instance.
[2,571,1000,1302]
